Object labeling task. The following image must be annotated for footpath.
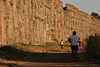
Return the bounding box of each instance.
[0,52,99,67]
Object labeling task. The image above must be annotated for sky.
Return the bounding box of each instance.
[62,0,100,15]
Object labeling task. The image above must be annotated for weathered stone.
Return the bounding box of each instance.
[64,4,100,40]
[0,0,100,46]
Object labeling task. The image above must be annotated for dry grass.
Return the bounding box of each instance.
[0,41,99,65]
[0,41,72,53]
[0,43,46,53]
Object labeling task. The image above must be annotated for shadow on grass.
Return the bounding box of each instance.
[0,46,86,63]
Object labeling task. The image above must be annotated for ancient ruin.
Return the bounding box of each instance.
[0,0,100,45]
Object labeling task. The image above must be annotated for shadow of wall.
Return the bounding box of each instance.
[0,46,73,62]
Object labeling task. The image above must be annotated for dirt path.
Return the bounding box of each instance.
[0,52,99,67]
[0,60,99,67]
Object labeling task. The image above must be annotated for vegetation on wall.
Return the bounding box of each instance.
[91,12,100,20]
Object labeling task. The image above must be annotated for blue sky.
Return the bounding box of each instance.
[62,0,100,15]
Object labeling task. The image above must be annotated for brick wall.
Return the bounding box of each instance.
[0,0,65,45]
[0,0,100,45]
[64,4,100,40]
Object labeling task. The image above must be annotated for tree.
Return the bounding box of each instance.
[91,12,100,19]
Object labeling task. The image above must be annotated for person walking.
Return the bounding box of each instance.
[68,31,80,60]
[60,39,64,51]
